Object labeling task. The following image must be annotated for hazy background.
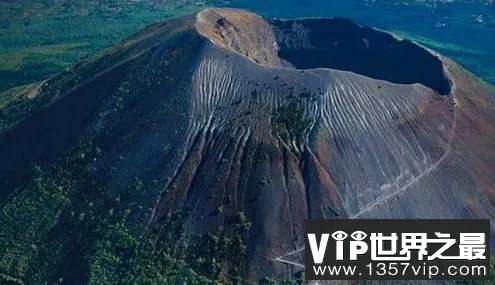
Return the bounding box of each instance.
[0,0,493,97]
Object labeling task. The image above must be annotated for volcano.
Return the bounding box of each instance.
[1,8,495,283]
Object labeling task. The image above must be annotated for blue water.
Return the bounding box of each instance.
[230,0,495,86]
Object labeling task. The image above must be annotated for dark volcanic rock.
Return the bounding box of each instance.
[270,17,452,95]
[0,7,495,282]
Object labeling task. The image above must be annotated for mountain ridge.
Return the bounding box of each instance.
[0,8,495,283]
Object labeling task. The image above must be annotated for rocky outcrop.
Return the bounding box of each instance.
[196,8,284,67]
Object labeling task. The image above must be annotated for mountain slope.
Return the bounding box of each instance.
[1,8,495,283]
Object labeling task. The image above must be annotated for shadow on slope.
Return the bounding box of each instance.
[272,18,451,95]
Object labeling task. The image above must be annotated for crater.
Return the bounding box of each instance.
[270,18,451,95]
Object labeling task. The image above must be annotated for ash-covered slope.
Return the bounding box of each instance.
[1,7,495,283]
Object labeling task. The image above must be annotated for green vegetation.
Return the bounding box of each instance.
[0,139,300,284]
[260,277,306,285]
[0,0,224,135]
[0,82,37,108]
[0,82,46,134]
[271,94,313,149]
[0,0,231,93]
[459,255,495,285]
[1,3,492,285]
[0,43,80,71]
[0,142,216,284]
